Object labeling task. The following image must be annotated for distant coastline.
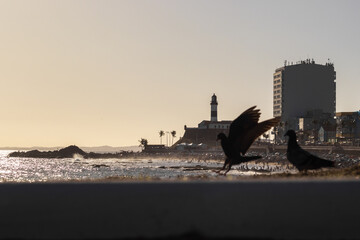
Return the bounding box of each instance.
[8,145,139,159]
[0,145,141,153]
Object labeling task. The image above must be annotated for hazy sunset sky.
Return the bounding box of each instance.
[1,0,360,147]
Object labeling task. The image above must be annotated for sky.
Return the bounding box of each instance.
[1,0,360,147]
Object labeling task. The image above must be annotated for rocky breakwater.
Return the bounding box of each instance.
[8,145,132,159]
[8,145,87,158]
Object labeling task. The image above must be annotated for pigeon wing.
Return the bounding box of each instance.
[228,106,260,154]
[228,106,260,141]
[289,147,314,169]
[238,117,280,155]
[306,153,335,169]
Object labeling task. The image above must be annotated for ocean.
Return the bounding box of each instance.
[0,150,292,182]
[0,150,221,182]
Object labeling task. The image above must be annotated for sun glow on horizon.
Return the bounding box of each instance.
[1,0,360,147]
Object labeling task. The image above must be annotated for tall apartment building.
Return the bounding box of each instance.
[273,59,336,132]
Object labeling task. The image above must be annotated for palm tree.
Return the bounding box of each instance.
[159,130,165,144]
[138,138,148,150]
[171,130,176,145]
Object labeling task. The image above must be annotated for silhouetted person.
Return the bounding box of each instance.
[216,106,280,174]
[284,130,335,172]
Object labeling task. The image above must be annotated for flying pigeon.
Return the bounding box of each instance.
[217,106,280,174]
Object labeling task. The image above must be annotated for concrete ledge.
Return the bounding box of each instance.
[1,180,360,239]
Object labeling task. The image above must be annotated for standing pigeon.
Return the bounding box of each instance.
[284,130,335,172]
[216,106,280,174]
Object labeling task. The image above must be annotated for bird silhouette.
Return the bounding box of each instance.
[216,106,280,174]
[284,129,335,172]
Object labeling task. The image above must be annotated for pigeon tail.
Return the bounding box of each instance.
[231,155,262,165]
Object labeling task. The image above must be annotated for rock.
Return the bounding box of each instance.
[8,145,86,158]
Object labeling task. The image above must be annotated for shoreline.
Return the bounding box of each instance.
[2,163,359,184]
[3,146,360,183]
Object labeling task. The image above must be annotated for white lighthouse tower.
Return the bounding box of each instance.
[210,94,218,122]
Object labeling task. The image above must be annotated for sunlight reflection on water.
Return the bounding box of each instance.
[0,150,294,183]
[0,150,227,182]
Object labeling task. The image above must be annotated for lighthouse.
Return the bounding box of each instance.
[210,94,218,122]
